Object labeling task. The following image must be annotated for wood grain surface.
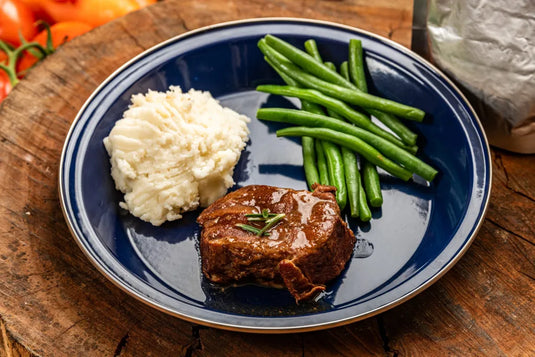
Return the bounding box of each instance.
[0,0,533,356]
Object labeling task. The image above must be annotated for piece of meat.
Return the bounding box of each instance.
[197,184,356,303]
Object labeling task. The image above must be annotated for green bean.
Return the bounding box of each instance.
[256,85,416,152]
[357,171,372,222]
[257,108,437,181]
[323,62,346,120]
[336,54,383,210]
[340,61,349,81]
[345,39,418,146]
[258,44,425,121]
[300,101,326,187]
[326,106,345,120]
[259,38,290,65]
[302,137,320,190]
[275,126,413,181]
[314,61,347,208]
[361,158,383,207]
[301,101,324,115]
[349,39,368,92]
[341,147,359,217]
[346,43,384,206]
[266,49,325,182]
[324,62,336,70]
[315,138,330,185]
[265,56,298,87]
[333,60,366,214]
[300,101,326,185]
[368,109,418,146]
[265,34,357,90]
[304,39,322,62]
[264,52,325,115]
[321,140,347,210]
[267,54,324,179]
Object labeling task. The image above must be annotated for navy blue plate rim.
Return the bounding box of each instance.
[59,18,492,333]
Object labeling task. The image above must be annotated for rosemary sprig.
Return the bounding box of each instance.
[244,209,278,219]
[257,213,286,236]
[235,223,265,236]
[236,208,285,236]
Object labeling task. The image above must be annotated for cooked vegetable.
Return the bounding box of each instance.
[264,55,298,87]
[257,35,438,221]
[256,85,416,152]
[276,126,413,181]
[323,62,346,121]
[260,37,425,121]
[265,34,356,90]
[304,39,322,62]
[301,100,324,115]
[302,136,319,190]
[258,38,290,65]
[322,140,347,210]
[347,43,384,207]
[331,59,366,216]
[348,39,367,92]
[361,158,383,207]
[315,138,330,185]
[357,173,372,222]
[265,44,325,191]
[367,109,418,146]
[341,147,359,217]
[257,108,437,181]
[324,61,336,71]
[300,100,326,188]
[340,61,349,81]
[347,39,418,145]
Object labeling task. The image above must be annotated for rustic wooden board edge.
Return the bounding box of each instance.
[7,1,533,356]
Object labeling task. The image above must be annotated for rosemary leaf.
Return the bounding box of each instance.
[235,224,262,235]
[257,213,285,236]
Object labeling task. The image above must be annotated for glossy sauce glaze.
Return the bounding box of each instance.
[197,184,356,302]
[200,185,341,252]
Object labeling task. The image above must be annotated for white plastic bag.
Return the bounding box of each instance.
[427,0,535,153]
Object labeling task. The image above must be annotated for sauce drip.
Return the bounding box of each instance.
[353,238,374,258]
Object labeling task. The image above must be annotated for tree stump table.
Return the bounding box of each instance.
[0,0,533,355]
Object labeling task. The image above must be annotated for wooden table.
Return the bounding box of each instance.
[0,1,533,355]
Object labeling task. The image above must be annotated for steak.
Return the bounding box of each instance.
[197,184,356,302]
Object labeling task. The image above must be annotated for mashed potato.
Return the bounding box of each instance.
[103,86,249,226]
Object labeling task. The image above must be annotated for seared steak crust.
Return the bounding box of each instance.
[197,184,355,302]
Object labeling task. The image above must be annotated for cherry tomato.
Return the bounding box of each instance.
[1,52,11,101]
[18,0,53,22]
[0,70,11,102]
[0,0,37,46]
[17,21,92,73]
[132,0,157,6]
[41,0,141,28]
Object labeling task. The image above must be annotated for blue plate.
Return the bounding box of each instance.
[59,19,491,332]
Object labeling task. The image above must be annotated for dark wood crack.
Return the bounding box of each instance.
[377,316,398,357]
[183,325,205,357]
[113,332,130,357]
[486,217,535,248]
